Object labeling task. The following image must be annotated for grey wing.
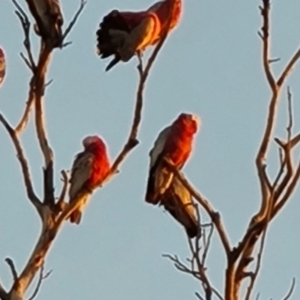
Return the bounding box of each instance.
[69,152,94,202]
[152,126,174,197]
[146,126,172,203]
[149,126,171,167]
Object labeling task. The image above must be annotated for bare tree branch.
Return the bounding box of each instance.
[286,86,293,141]
[281,278,296,300]
[259,1,276,91]
[201,224,213,266]
[27,264,52,300]
[11,0,36,71]
[164,250,223,300]
[233,6,300,299]
[256,0,277,223]
[5,259,18,282]
[195,292,205,300]
[61,0,87,46]
[14,89,35,135]
[0,113,42,215]
[277,46,300,87]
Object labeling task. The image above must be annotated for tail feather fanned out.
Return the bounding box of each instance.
[96,10,131,70]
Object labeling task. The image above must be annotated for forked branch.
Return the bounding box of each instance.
[61,0,87,46]
[11,0,36,71]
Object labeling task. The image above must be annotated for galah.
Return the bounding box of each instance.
[68,136,110,224]
[96,0,182,71]
[145,113,199,204]
[0,48,5,87]
[25,0,64,48]
[160,176,199,238]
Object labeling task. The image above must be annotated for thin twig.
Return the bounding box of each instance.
[27,264,52,300]
[202,224,213,266]
[281,278,296,300]
[5,258,18,282]
[273,159,300,218]
[273,88,295,204]
[272,148,284,189]
[20,52,33,70]
[286,86,293,141]
[277,46,300,87]
[61,0,87,45]
[195,292,205,300]
[164,252,223,300]
[12,0,36,71]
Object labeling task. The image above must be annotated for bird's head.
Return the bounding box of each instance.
[82,135,107,153]
[176,113,200,134]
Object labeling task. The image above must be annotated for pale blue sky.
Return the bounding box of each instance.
[0,0,300,299]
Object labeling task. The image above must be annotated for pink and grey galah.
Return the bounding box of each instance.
[96,0,182,71]
[145,113,200,238]
[0,48,5,87]
[25,0,64,48]
[68,136,110,224]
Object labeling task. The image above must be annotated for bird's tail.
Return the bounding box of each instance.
[96,10,131,71]
[68,193,90,225]
[69,210,82,224]
[185,220,199,239]
[160,177,199,238]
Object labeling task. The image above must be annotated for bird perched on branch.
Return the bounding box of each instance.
[0,48,5,87]
[25,0,64,48]
[145,113,200,237]
[96,0,182,71]
[68,136,110,224]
